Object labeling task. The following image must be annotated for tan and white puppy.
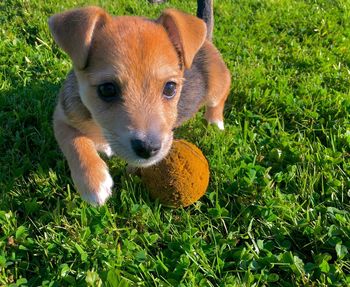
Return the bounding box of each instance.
[49,1,231,205]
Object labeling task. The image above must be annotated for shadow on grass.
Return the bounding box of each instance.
[0,79,66,209]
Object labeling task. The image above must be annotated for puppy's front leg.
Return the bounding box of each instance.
[54,115,113,206]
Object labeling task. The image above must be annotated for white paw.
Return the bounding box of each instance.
[209,120,225,130]
[74,168,114,206]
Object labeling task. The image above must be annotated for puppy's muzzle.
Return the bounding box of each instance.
[131,138,161,159]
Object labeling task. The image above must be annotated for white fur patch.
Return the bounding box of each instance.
[217,121,225,130]
[96,143,114,157]
[209,120,225,130]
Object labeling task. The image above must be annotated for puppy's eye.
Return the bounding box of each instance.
[163,81,177,99]
[97,83,121,102]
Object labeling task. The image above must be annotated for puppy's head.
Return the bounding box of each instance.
[49,6,206,166]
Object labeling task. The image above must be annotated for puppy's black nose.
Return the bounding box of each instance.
[131,139,161,159]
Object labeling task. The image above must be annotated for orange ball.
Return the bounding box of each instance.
[141,139,209,208]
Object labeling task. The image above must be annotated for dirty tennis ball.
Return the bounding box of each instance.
[141,139,209,208]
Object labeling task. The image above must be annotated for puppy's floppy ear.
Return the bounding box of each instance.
[49,6,109,69]
[158,9,207,69]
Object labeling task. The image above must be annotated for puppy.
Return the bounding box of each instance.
[49,0,231,205]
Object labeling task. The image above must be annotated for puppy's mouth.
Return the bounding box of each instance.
[104,130,173,167]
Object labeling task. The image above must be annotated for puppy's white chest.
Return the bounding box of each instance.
[96,143,114,157]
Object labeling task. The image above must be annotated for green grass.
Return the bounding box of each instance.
[1,0,350,286]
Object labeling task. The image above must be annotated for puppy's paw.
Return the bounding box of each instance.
[73,164,114,206]
[204,105,225,131]
[81,172,113,206]
[208,120,225,130]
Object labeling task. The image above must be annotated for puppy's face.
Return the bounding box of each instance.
[49,7,206,166]
[76,18,182,166]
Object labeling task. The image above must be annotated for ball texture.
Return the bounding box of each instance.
[141,139,209,208]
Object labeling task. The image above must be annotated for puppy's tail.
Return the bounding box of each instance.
[197,0,213,41]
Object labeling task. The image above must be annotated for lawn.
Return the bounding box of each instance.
[1,0,350,286]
